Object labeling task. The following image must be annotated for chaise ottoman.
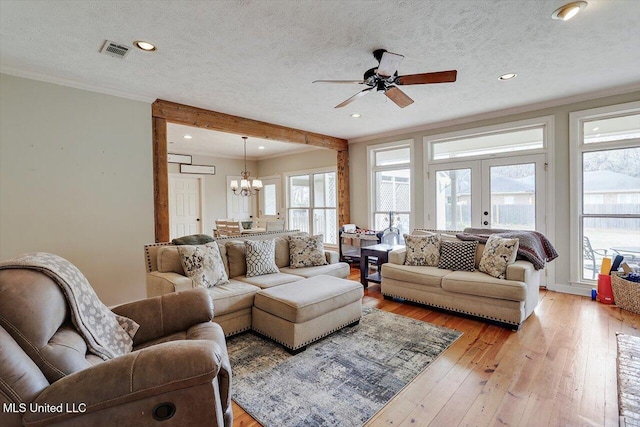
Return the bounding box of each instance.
[251,275,364,353]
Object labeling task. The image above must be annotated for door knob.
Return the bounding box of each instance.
[484,211,489,216]
[483,221,488,225]
[196,218,200,221]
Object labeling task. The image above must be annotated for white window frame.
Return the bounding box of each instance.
[569,101,640,289]
[423,115,555,287]
[367,139,414,233]
[284,166,338,245]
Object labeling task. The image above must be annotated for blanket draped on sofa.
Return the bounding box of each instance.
[0,252,139,359]
[456,228,558,270]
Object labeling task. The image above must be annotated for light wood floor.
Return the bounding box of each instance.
[232,267,640,427]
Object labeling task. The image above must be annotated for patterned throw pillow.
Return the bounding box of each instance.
[288,235,328,268]
[479,234,520,279]
[438,240,478,271]
[404,233,441,266]
[245,239,280,277]
[177,242,228,288]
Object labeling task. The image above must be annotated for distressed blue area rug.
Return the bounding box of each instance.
[227,307,462,427]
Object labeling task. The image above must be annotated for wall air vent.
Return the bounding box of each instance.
[100,40,131,59]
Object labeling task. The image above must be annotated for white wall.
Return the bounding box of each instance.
[0,74,154,306]
[257,148,336,177]
[168,154,258,233]
[349,90,640,290]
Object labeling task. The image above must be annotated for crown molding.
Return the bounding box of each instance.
[0,66,155,103]
[348,82,640,144]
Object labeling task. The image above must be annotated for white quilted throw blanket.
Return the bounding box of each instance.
[0,252,139,360]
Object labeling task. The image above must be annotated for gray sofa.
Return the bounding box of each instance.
[145,231,350,336]
[381,238,540,329]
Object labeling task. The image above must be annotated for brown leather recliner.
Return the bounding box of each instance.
[0,268,232,427]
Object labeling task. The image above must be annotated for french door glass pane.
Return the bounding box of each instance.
[435,169,471,230]
[375,169,410,211]
[289,175,309,207]
[263,184,276,215]
[490,163,535,230]
[288,209,309,233]
[313,172,336,208]
[583,147,640,215]
[313,209,337,244]
[582,217,640,280]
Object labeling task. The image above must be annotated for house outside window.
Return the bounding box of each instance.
[368,141,412,235]
[570,102,640,284]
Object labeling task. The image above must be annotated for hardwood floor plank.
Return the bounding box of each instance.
[232,267,640,427]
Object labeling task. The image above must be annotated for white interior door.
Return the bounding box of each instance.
[226,176,252,220]
[169,175,202,239]
[259,176,281,219]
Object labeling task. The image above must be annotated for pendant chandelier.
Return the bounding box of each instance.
[230,136,262,196]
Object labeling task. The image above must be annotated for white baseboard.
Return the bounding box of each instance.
[546,283,592,297]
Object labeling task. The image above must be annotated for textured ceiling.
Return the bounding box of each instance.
[1,0,639,140]
[167,123,320,159]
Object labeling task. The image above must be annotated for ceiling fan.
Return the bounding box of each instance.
[313,49,457,109]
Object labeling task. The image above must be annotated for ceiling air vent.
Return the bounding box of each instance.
[100,40,131,59]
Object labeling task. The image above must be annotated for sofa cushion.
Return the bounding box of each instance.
[274,236,290,268]
[381,263,451,288]
[206,279,260,317]
[288,234,328,268]
[441,271,527,302]
[479,235,519,279]
[404,233,440,266]
[177,243,229,288]
[225,241,247,278]
[280,262,350,279]
[235,272,303,289]
[438,240,478,272]
[157,246,184,274]
[245,240,280,277]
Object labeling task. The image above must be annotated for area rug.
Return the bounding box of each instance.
[227,307,462,427]
[617,333,640,427]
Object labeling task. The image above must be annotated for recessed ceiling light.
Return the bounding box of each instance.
[499,73,517,81]
[133,40,156,51]
[258,146,265,150]
[592,127,599,131]
[350,113,361,118]
[183,135,192,139]
[552,1,587,21]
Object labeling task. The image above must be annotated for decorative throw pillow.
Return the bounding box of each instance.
[288,234,328,268]
[177,242,228,288]
[404,233,441,266]
[172,234,215,245]
[479,234,520,279]
[438,240,478,271]
[245,239,280,277]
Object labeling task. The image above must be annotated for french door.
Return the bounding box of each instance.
[259,176,281,220]
[428,154,546,233]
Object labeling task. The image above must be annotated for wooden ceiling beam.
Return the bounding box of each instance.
[152,99,348,152]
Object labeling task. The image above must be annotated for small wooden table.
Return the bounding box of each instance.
[360,244,404,288]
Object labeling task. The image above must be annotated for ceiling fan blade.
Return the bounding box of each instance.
[396,70,458,85]
[313,80,365,84]
[377,51,404,77]
[335,87,373,108]
[385,86,414,108]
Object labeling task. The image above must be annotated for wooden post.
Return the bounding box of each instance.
[152,117,169,242]
[337,149,350,226]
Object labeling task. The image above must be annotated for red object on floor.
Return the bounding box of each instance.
[597,274,614,304]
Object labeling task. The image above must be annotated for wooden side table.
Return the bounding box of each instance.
[360,244,404,288]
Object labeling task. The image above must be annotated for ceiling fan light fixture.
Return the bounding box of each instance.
[552,1,587,21]
[133,40,156,51]
[499,73,517,81]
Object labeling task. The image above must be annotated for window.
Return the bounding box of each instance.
[287,170,337,244]
[369,142,412,235]
[571,103,640,283]
[432,127,543,160]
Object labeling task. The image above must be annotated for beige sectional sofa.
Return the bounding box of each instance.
[144,231,351,336]
[381,239,541,329]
